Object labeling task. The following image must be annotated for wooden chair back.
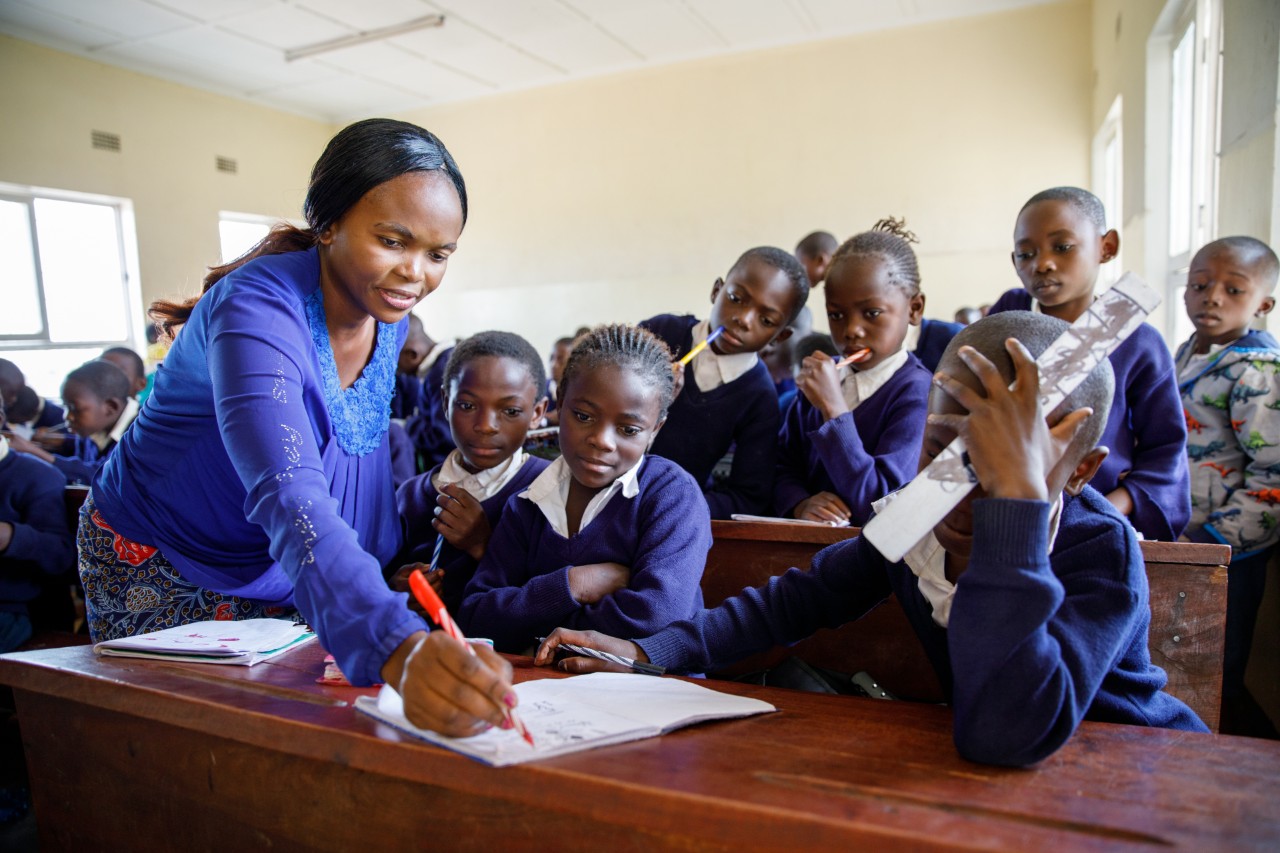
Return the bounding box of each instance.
[65,484,90,533]
[704,520,1229,731]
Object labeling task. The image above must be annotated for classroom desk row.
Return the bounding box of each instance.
[1,641,1277,851]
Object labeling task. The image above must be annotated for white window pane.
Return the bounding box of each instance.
[0,347,103,401]
[1169,22,1195,258]
[0,200,44,337]
[33,198,129,343]
[220,219,271,263]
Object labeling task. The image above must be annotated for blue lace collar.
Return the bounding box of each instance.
[304,288,398,456]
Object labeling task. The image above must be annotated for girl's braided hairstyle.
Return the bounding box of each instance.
[828,217,922,295]
[558,324,675,421]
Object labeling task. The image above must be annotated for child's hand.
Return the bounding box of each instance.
[390,631,516,737]
[388,563,444,615]
[796,352,848,421]
[435,483,491,561]
[567,562,630,604]
[929,340,1094,502]
[534,628,647,673]
[793,491,852,524]
[4,431,54,463]
[671,362,687,401]
[32,427,69,450]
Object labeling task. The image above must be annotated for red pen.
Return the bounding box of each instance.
[408,569,535,747]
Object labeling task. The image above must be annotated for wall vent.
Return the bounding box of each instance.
[91,130,121,152]
[216,156,238,174]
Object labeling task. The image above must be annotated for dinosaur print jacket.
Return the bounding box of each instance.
[1177,329,1280,554]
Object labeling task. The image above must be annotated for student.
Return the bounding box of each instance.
[1175,236,1280,705]
[991,186,1189,541]
[761,306,814,406]
[77,119,519,739]
[100,346,149,401]
[641,247,809,518]
[955,306,983,326]
[8,359,138,485]
[795,231,838,287]
[778,331,839,413]
[543,335,574,426]
[391,330,550,612]
[537,312,1208,767]
[405,324,457,469]
[775,219,932,525]
[0,395,76,653]
[460,325,712,653]
[0,358,67,443]
[391,313,430,420]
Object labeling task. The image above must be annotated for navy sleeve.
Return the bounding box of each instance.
[2,462,75,577]
[773,395,815,516]
[705,383,779,518]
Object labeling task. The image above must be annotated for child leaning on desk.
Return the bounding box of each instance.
[536,311,1208,768]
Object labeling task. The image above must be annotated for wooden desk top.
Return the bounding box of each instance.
[2,643,1277,851]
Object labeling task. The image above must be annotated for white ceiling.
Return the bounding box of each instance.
[0,0,1057,122]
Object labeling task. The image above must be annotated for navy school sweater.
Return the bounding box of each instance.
[0,451,76,613]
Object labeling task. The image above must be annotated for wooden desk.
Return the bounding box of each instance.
[2,643,1277,851]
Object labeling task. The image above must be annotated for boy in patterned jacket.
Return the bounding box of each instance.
[1176,236,1280,707]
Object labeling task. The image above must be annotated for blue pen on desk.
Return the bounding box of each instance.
[536,638,666,676]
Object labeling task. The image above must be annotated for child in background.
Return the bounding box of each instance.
[391,331,550,612]
[0,359,67,444]
[460,325,711,653]
[405,321,458,469]
[778,331,839,412]
[761,306,814,406]
[795,231,838,288]
[991,186,1189,541]
[543,335,575,426]
[1175,236,1280,708]
[7,359,138,484]
[0,395,77,652]
[775,219,933,525]
[100,347,149,400]
[642,247,810,518]
[391,313,429,419]
[538,312,1207,767]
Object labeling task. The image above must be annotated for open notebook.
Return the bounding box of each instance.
[356,672,776,766]
[93,618,316,666]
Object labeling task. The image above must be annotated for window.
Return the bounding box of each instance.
[1092,96,1123,289]
[0,185,142,398]
[219,211,274,263]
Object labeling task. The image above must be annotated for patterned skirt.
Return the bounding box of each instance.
[78,491,289,641]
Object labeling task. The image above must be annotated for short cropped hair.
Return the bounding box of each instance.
[442,331,546,398]
[939,311,1114,460]
[795,231,838,258]
[101,347,145,384]
[732,246,810,324]
[1021,186,1107,233]
[66,359,131,402]
[828,217,922,296]
[1197,236,1280,292]
[559,324,675,421]
[792,332,840,361]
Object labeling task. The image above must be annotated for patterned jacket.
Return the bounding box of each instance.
[1177,330,1280,555]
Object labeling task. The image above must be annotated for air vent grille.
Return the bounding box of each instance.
[215,156,238,174]
[91,130,121,152]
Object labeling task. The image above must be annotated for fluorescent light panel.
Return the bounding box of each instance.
[285,14,445,62]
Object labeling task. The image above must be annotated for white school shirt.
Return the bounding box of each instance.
[841,349,910,411]
[690,320,758,391]
[519,455,644,538]
[871,489,1062,627]
[902,323,921,356]
[90,397,139,454]
[0,435,9,463]
[431,447,530,502]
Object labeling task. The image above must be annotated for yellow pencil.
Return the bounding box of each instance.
[676,325,725,366]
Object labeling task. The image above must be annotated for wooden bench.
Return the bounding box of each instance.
[704,520,1230,731]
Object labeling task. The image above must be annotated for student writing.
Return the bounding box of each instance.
[641,247,810,518]
[774,219,933,525]
[538,312,1207,767]
[990,186,1190,541]
[460,325,711,653]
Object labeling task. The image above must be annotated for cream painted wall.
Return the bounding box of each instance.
[0,35,330,320]
[395,0,1092,357]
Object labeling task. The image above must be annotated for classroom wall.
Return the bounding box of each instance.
[0,35,331,320]
[391,0,1092,355]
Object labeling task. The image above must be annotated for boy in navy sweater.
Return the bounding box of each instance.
[538,312,1207,767]
[641,246,809,518]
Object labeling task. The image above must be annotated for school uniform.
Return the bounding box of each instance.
[395,449,549,612]
[774,350,931,523]
[1176,329,1280,695]
[0,438,76,652]
[906,317,964,373]
[989,290,1190,540]
[460,455,711,653]
[405,341,456,470]
[390,371,423,420]
[640,314,779,518]
[637,487,1207,767]
[50,397,138,485]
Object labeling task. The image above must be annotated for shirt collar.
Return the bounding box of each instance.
[433,447,528,502]
[0,435,9,464]
[902,323,921,354]
[520,455,644,537]
[690,319,758,391]
[840,348,909,410]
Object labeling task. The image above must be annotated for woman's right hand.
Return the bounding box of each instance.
[567,562,630,604]
[533,628,646,673]
[384,631,516,737]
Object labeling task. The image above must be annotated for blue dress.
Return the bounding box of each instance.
[92,248,423,685]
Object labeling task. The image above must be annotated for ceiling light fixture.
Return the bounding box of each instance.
[285,14,445,62]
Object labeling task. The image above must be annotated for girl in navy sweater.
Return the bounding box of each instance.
[460,325,711,653]
[775,218,933,525]
[390,331,550,612]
